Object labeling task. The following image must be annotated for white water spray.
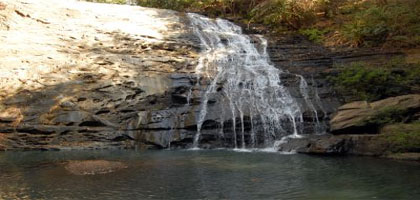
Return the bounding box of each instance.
[188,13,304,149]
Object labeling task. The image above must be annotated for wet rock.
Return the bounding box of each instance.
[385,153,420,161]
[278,134,388,156]
[330,94,420,134]
[64,160,127,175]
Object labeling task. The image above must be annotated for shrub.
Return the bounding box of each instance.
[340,1,420,47]
[367,107,411,126]
[250,0,317,29]
[136,0,195,11]
[341,6,388,46]
[299,28,328,43]
[380,122,420,152]
[329,60,420,102]
[83,0,420,47]
[135,0,338,30]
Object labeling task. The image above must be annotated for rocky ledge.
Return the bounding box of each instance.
[279,94,420,160]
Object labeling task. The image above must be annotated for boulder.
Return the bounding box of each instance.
[330,94,420,134]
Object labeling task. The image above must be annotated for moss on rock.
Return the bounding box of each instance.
[380,122,420,153]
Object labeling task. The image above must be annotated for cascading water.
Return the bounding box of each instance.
[187,13,306,150]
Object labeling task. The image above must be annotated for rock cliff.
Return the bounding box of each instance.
[0,0,418,155]
[0,0,201,150]
[4,0,410,152]
[1,0,341,150]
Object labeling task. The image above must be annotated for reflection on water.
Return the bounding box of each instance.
[1,150,420,199]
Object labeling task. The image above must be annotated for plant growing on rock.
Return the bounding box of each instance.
[366,107,412,126]
[329,61,420,102]
[339,1,420,47]
[299,28,328,43]
[380,122,420,153]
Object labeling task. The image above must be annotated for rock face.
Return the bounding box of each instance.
[0,0,341,150]
[330,94,420,134]
[0,0,200,150]
[0,0,416,152]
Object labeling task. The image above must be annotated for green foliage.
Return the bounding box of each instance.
[135,0,255,17]
[329,60,420,102]
[367,107,410,126]
[135,0,338,30]
[250,0,323,29]
[136,0,195,11]
[299,28,328,43]
[340,2,420,47]
[83,0,419,47]
[380,122,420,152]
[341,6,388,46]
[251,0,301,29]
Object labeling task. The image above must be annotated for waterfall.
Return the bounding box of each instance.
[188,13,304,149]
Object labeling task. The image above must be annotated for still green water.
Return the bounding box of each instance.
[0,150,419,199]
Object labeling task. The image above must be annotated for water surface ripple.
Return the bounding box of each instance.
[0,150,419,200]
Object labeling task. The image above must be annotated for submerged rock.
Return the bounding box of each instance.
[278,134,389,156]
[64,160,127,175]
[386,153,420,161]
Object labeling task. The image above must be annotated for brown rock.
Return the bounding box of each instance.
[0,133,7,151]
[64,160,127,175]
[0,107,23,126]
[330,94,420,134]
